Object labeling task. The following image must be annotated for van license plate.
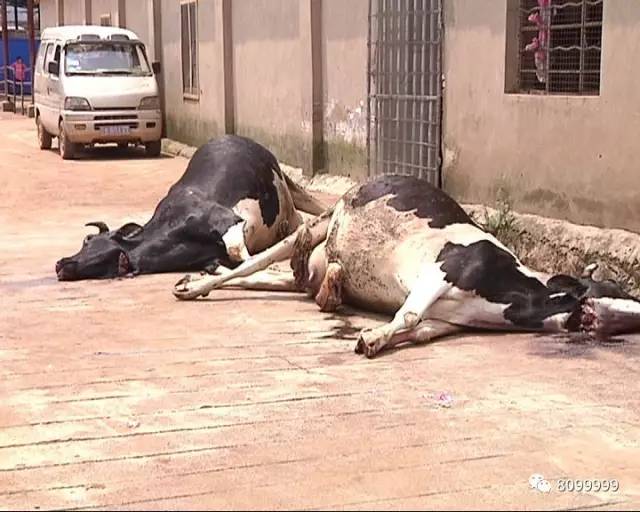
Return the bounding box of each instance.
[101,125,130,136]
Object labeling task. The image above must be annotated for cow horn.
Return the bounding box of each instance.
[116,222,144,239]
[85,221,109,234]
[581,262,599,279]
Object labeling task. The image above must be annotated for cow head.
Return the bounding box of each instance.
[55,221,143,281]
[547,264,638,302]
[547,265,640,336]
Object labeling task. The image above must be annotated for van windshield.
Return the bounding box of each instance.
[64,42,151,76]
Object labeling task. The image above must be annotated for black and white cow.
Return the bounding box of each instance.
[55,135,327,281]
[172,175,640,358]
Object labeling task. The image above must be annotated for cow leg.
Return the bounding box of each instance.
[222,221,251,263]
[356,319,463,354]
[173,209,333,300]
[220,269,299,292]
[354,264,452,358]
[574,297,640,337]
[314,262,344,312]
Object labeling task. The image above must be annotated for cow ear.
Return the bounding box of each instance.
[547,274,588,298]
[115,222,143,239]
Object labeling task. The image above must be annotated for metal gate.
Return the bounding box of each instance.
[366,0,443,186]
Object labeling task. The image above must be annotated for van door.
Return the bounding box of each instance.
[47,43,64,134]
[39,42,56,132]
[33,42,47,108]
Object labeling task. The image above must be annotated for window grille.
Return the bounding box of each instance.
[181,0,199,98]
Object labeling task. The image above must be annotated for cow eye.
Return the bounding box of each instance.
[83,234,95,245]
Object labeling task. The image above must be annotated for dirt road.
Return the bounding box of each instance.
[1,113,639,510]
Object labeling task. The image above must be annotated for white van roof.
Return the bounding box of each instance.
[40,25,140,44]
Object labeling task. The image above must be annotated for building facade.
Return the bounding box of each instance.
[37,0,640,233]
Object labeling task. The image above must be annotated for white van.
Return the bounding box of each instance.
[34,25,162,160]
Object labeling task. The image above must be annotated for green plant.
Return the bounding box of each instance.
[480,192,520,247]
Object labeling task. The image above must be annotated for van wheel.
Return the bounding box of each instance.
[59,122,77,160]
[145,140,162,158]
[37,116,52,150]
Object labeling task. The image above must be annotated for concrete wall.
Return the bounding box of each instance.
[90,0,116,24]
[232,0,306,168]
[157,0,370,176]
[160,0,225,147]
[63,0,85,25]
[39,0,58,28]
[321,0,368,178]
[443,0,640,233]
[125,0,152,56]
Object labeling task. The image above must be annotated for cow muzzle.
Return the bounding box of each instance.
[55,258,78,281]
[117,252,132,277]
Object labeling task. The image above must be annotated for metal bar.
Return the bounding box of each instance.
[27,0,36,75]
[1,0,8,100]
[520,20,602,31]
[222,0,235,134]
[377,138,437,149]
[418,0,426,180]
[427,0,435,175]
[374,89,438,101]
[375,0,382,176]
[409,0,417,173]
[393,0,400,175]
[522,68,597,74]
[366,0,373,177]
[310,0,324,174]
[378,158,437,170]
[402,0,410,176]
[519,45,601,52]
[380,0,388,175]
[435,0,442,187]
[544,2,550,94]
[520,0,602,15]
[579,0,586,93]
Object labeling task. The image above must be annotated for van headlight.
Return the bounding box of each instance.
[138,96,160,110]
[64,96,92,111]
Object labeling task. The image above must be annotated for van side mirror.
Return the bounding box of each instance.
[48,61,59,76]
[152,61,161,74]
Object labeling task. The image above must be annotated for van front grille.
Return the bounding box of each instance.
[95,107,137,111]
[95,123,139,130]
[93,114,139,121]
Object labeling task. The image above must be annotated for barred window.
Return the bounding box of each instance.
[181,0,199,98]
[506,0,603,95]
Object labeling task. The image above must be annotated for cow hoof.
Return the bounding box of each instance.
[175,275,191,287]
[172,273,221,300]
[173,275,201,300]
[355,329,380,359]
[315,262,344,312]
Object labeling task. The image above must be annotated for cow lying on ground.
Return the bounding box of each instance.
[55,135,327,281]
[172,175,640,358]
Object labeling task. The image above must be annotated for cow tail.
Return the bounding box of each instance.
[282,171,330,216]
